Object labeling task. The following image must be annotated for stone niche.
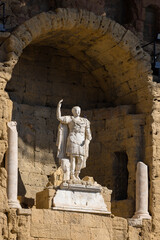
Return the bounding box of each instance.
[5,35,146,218]
[5,44,107,201]
[5,42,146,217]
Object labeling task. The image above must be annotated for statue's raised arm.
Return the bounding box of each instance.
[56,99,63,122]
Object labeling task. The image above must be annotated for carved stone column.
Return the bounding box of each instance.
[133,162,151,219]
[7,121,21,209]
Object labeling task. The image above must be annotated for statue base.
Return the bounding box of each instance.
[52,181,110,214]
[36,180,112,214]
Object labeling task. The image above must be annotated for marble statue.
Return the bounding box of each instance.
[56,99,92,181]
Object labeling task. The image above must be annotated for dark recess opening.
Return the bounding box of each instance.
[144,6,158,42]
[112,151,128,201]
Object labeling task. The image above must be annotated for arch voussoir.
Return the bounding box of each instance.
[13,24,33,48]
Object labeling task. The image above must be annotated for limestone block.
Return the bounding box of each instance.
[99,16,111,34]
[71,225,90,240]
[25,185,46,199]
[31,209,43,225]
[102,187,112,213]
[24,16,43,39]
[48,167,63,187]
[82,213,103,228]
[128,218,143,227]
[63,211,83,225]
[0,65,12,81]
[43,209,64,225]
[112,217,128,240]
[34,150,54,164]
[17,209,32,216]
[28,172,48,187]
[111,199,135,219]
[128,226,141,240]
[36,189,56,209]
[88,12,102,30]
[30,223,52,239]
[0,212,8,239]
[17,215,31,240]
[36,12,52,34]
[82,176,95,184]
[0,167,7,188]
[0,78,7,90]
[90,227,112,240]
[0,141,7,164]
[0,187,8,212]
[13,25,32,47]
[111,22,127,43]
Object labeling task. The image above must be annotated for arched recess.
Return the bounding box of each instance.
[0,8,154,216]
[143,5,160,42]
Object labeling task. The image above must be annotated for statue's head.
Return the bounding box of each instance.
[72,106,81,117]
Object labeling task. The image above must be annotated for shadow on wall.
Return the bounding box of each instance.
[18,168,26,196]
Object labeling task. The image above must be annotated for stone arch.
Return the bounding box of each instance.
[0,8,155,216]
[0,8,152,108]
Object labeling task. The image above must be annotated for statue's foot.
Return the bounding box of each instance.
[75,174,81,180]
[70,175,77,180]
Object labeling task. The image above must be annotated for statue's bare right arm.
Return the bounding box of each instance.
[57,99,63,121]
[56,99,71,124]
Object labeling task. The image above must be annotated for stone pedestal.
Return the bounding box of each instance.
[53,182,110,214]
[7,121,21,209]
[131,162,151,222]
[36,181,111,214]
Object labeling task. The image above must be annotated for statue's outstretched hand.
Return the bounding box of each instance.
[58,99,63,108]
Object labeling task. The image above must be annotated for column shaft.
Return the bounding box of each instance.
[134,162,151,219]
[7,121,21,209]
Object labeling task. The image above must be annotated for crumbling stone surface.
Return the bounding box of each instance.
[51,0,106,15]
[0,168,8,213]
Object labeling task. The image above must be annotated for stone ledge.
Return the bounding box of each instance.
[52,206,111,215]
[17,208,32,215]
[60,181,102,192]
[128,218,152,228]
[128,218,143,227]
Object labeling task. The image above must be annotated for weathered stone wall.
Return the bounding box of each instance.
[3,0,160,38]
[0,168,8,240]
[6,208,152,240]
[4,0,106,30]
[0,7,157,240]
[6,45,106,109]
[4,99,147,219]
[82,105,146,218]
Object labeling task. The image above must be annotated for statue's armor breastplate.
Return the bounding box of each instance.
[68,117,86,145]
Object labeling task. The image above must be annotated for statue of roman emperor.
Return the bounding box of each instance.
[56,99,92,180]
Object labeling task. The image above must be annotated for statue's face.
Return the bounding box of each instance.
[72,106,81,117]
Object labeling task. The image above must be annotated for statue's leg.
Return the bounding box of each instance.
[70,156,76,180]
[75,156,83,180]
